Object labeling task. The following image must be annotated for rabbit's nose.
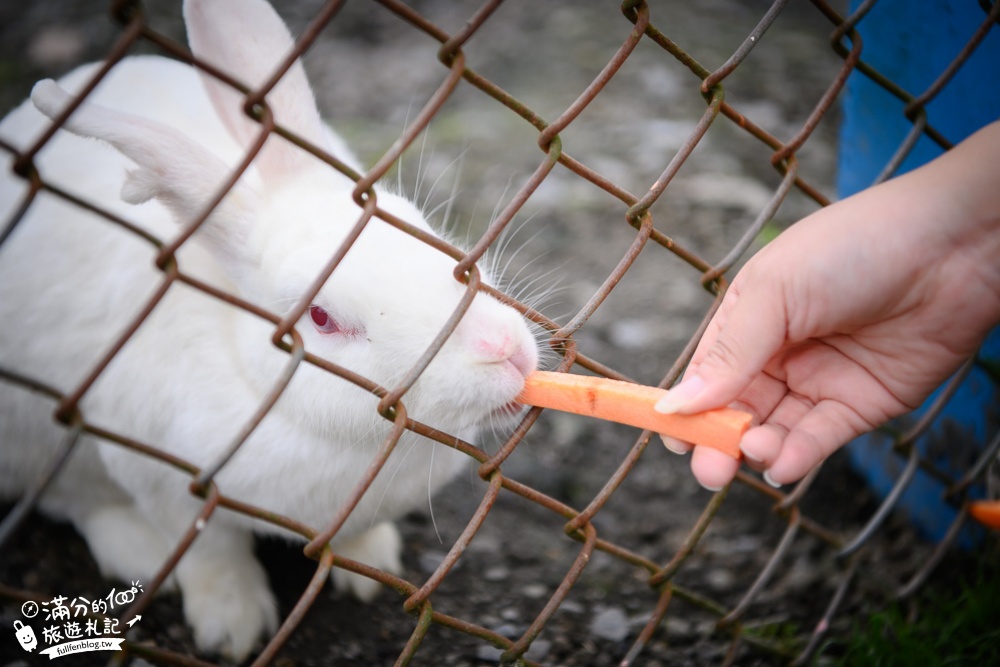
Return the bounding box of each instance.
[472,329,537,378]
[474,332,515,365]
[506,340,537,378]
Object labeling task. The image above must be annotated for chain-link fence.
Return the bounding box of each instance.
[2,1,999,665]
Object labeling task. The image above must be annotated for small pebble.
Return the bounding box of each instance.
[492,623,519,638]
[607,318,655,350]
[590,606,630,642]
[521,583,548,599]
[418,550,447,574]
[476,645,504,662]
[483,566,510,582]
[706,568,737,592]
[665,617,693,639]
[526,639,551,660]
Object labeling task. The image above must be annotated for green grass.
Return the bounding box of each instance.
[832,552,1000,667]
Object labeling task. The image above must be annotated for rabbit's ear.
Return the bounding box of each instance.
[32,80,256,269]
[183,0,328,184]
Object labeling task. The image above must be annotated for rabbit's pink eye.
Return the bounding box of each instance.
[309,305,341,334]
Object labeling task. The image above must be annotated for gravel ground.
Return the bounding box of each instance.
[0,1,987,666]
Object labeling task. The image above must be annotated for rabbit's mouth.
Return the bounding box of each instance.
[489,400,527,422]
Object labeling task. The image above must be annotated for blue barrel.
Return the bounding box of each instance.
[841,0,1000,548]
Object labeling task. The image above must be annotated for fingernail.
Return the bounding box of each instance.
[660,435,692,455]
[700,481,724,492]
[763,470,781,488]
[654,376,706,414]
[740,445,762,463]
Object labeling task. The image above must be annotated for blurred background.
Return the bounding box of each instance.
[2,1,998,666]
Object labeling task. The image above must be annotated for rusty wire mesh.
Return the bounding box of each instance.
[2,0,999,665]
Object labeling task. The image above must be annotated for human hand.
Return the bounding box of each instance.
[655,121,1000,491]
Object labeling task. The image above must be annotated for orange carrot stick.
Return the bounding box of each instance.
[517,371,752,458]
[968,500,1000,530]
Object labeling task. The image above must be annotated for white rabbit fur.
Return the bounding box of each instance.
[0,0,538,660]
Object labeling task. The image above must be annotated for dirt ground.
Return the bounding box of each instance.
[1,1,991,666]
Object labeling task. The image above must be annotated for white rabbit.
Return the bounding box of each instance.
[0,0,538,660]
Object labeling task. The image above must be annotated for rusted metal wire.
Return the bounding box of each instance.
[2,1,997,666]
[700,0,791,94]
[719,507,802,628]
[305,404,411,556]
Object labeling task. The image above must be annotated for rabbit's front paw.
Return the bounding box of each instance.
[179,553,279,662]
[332,522,402,602]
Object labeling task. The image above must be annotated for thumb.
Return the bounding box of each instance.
[655,279,787,415]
